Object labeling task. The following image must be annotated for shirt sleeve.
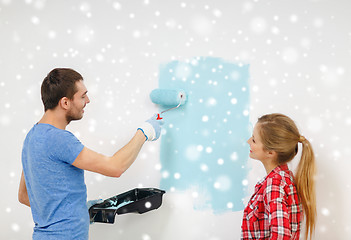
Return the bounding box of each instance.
[266,178,292,240]
[49,130,84,165]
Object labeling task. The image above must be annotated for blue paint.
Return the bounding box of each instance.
[158,57,251,213]
[95,200,134,210]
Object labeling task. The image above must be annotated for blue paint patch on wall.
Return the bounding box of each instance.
[158,57,250,213]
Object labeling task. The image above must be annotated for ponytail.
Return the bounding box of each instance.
[295,138,316,240]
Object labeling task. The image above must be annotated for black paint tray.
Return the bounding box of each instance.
[89,188,166,224]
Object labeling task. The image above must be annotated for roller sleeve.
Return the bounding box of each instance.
[150,89,187,107]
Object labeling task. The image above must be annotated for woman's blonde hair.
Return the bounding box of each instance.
[257,113,316,240]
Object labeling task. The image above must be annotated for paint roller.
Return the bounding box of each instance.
[150,89,187,120]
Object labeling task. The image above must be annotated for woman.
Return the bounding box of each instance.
[241,113,316,240]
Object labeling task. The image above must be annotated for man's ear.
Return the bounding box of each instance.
[59,97,70,110]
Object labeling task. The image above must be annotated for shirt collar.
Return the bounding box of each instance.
[255,164,289,191]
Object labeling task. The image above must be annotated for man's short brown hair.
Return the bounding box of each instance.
[41,68,83,111]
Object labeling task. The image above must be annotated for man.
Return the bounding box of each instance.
[18,68,162,239]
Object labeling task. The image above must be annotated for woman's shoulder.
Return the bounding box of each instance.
[263,166,294,192]
[264,165,296,198]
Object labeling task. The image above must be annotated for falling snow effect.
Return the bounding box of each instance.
[1,0,351,239]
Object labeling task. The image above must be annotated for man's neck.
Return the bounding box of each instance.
[39,110,68,130]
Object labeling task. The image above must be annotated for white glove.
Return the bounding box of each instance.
[138,114,164,141]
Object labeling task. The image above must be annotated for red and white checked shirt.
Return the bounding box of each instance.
[241,164,301,240]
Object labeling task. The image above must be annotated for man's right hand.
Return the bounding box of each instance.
[138,114,164,141]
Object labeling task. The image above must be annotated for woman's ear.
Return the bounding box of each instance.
[59,97,70,110]
[266,149,277,160]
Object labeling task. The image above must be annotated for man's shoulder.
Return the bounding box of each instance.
[34,123,75,137]
[23,123,83,164]
[25,124,78,148]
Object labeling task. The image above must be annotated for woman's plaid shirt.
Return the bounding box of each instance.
[241,164,302,239]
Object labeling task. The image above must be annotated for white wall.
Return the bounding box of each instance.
[1,0,350,239]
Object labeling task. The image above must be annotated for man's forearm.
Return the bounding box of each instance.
[19,194,31,207]
[18,171,31,207]
[110,129,146,176]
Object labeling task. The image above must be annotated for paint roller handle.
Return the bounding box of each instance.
[156,99,183,120]
[138,114,164,141]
